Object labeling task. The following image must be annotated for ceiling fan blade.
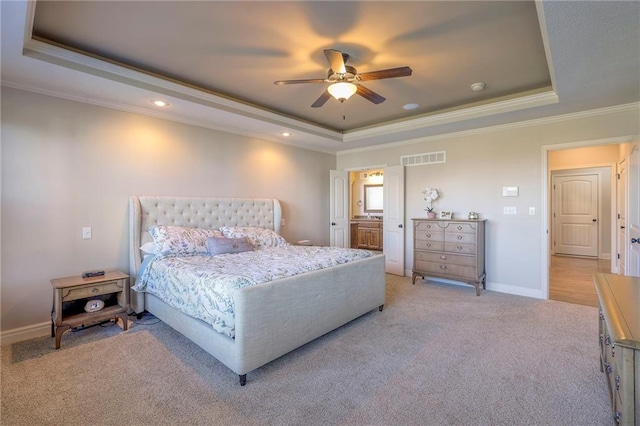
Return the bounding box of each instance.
[311,90,332,108]
[324,49,346,74]
[274,78,326,85]
[358,66,413,81]
[356,85,386,104]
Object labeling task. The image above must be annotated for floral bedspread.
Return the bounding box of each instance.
[133,246,377,338]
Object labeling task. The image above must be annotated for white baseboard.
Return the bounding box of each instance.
[404,270,545,300]
[1,321,50,346]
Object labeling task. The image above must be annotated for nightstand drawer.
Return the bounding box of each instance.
[61,280,124,301]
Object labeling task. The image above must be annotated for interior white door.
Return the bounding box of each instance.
[617,158,628,274]
[627,143,640,276]
[383,165,405,275]
[553,173,598,257]
[329,169,349,248]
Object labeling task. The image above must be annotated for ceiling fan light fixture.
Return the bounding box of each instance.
[327,82,357,102]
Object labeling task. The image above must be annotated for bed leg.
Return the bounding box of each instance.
[239,374,247,386]
[379,304,384,311]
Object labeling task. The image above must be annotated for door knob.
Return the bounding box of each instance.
[621,226,625,229]
[632,238,640,244]
[592,219,597,222]
[398,224,403,228]
[331,222,336,226]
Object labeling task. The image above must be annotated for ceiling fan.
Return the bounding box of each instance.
[274,49,412,108]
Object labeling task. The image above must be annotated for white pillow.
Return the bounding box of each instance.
[219,226,289,250]
[148,225,224,257]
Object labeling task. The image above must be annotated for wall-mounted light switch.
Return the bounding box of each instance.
[529,207,536,215]
[502,186,519,197]
[82,227,92,239]
[503,206,517,215]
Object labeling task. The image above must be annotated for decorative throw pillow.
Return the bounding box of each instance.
[205,236,253,256]
[219,226,289,250]
[148,225,224,257]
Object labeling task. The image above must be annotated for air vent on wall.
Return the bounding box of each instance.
[400,151,446,167]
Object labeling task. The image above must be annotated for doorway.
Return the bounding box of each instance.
[544,137,632,304]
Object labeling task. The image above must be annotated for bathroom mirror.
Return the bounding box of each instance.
[364,184,383,213]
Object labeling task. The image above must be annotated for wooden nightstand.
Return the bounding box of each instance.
[50,271,130,349]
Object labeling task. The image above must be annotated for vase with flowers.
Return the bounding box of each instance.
[422,187,439,218]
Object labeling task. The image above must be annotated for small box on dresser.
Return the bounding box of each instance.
[412,218,486,295]
[593,273,639,426]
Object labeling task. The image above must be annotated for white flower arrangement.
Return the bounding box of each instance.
[422,187,439,212]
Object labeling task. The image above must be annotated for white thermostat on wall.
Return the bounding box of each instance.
[502,186,519,197]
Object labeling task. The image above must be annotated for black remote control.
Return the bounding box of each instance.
[82,270,105,278]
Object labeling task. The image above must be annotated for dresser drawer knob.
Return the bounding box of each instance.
[440,255,447,260]
[456,246,462,251]
[440,265,447,270]
[426,243,431,247]
[426,234,432,238]
[92,288,99,293]
[457,235,463,240]
[604,362,613,375]
[614,411,621,424]
[605,335,611,346]
[457,226,462,230]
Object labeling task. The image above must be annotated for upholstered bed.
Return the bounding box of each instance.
[129,196,386,385]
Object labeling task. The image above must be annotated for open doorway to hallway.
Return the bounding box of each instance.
[547,142,622,306]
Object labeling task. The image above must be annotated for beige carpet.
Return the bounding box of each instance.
[1,275,611,425]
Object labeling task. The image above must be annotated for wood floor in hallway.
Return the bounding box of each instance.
[549,255,611,307]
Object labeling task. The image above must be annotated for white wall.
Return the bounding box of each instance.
[338,106,640,297]
[1,87,335,334]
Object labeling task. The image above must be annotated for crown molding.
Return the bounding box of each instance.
[343,89,559,143]
[337,102,640,155]
[21,37,342,143]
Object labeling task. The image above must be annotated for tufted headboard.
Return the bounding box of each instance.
[129,196,282,311]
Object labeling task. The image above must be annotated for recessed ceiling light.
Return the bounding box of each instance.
[281,132,292,137]
[152,100,169,107]
[403,103,419,110]
[470,82,486,91]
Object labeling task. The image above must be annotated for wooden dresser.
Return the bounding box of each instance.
[593,273,639,425]
[350,220,383,251]
[412,219,486,295]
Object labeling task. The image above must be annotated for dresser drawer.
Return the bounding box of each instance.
[61,280,124,301]
[444,242,477,255]
[415,240,444,251]
[415,229,444,241]
[415,221,444,232]
[415,260,478,280]
[415,251,476,267]
[445,232,476,245]
[446,223,477,233]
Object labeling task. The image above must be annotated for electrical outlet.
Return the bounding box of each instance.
[82,227,92,239]
[529,207,536,215]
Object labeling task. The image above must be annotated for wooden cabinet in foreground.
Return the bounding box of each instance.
[50,271,130,348]
[593,273,639,426]
[350,220,383,251]
[412,219,486,295]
